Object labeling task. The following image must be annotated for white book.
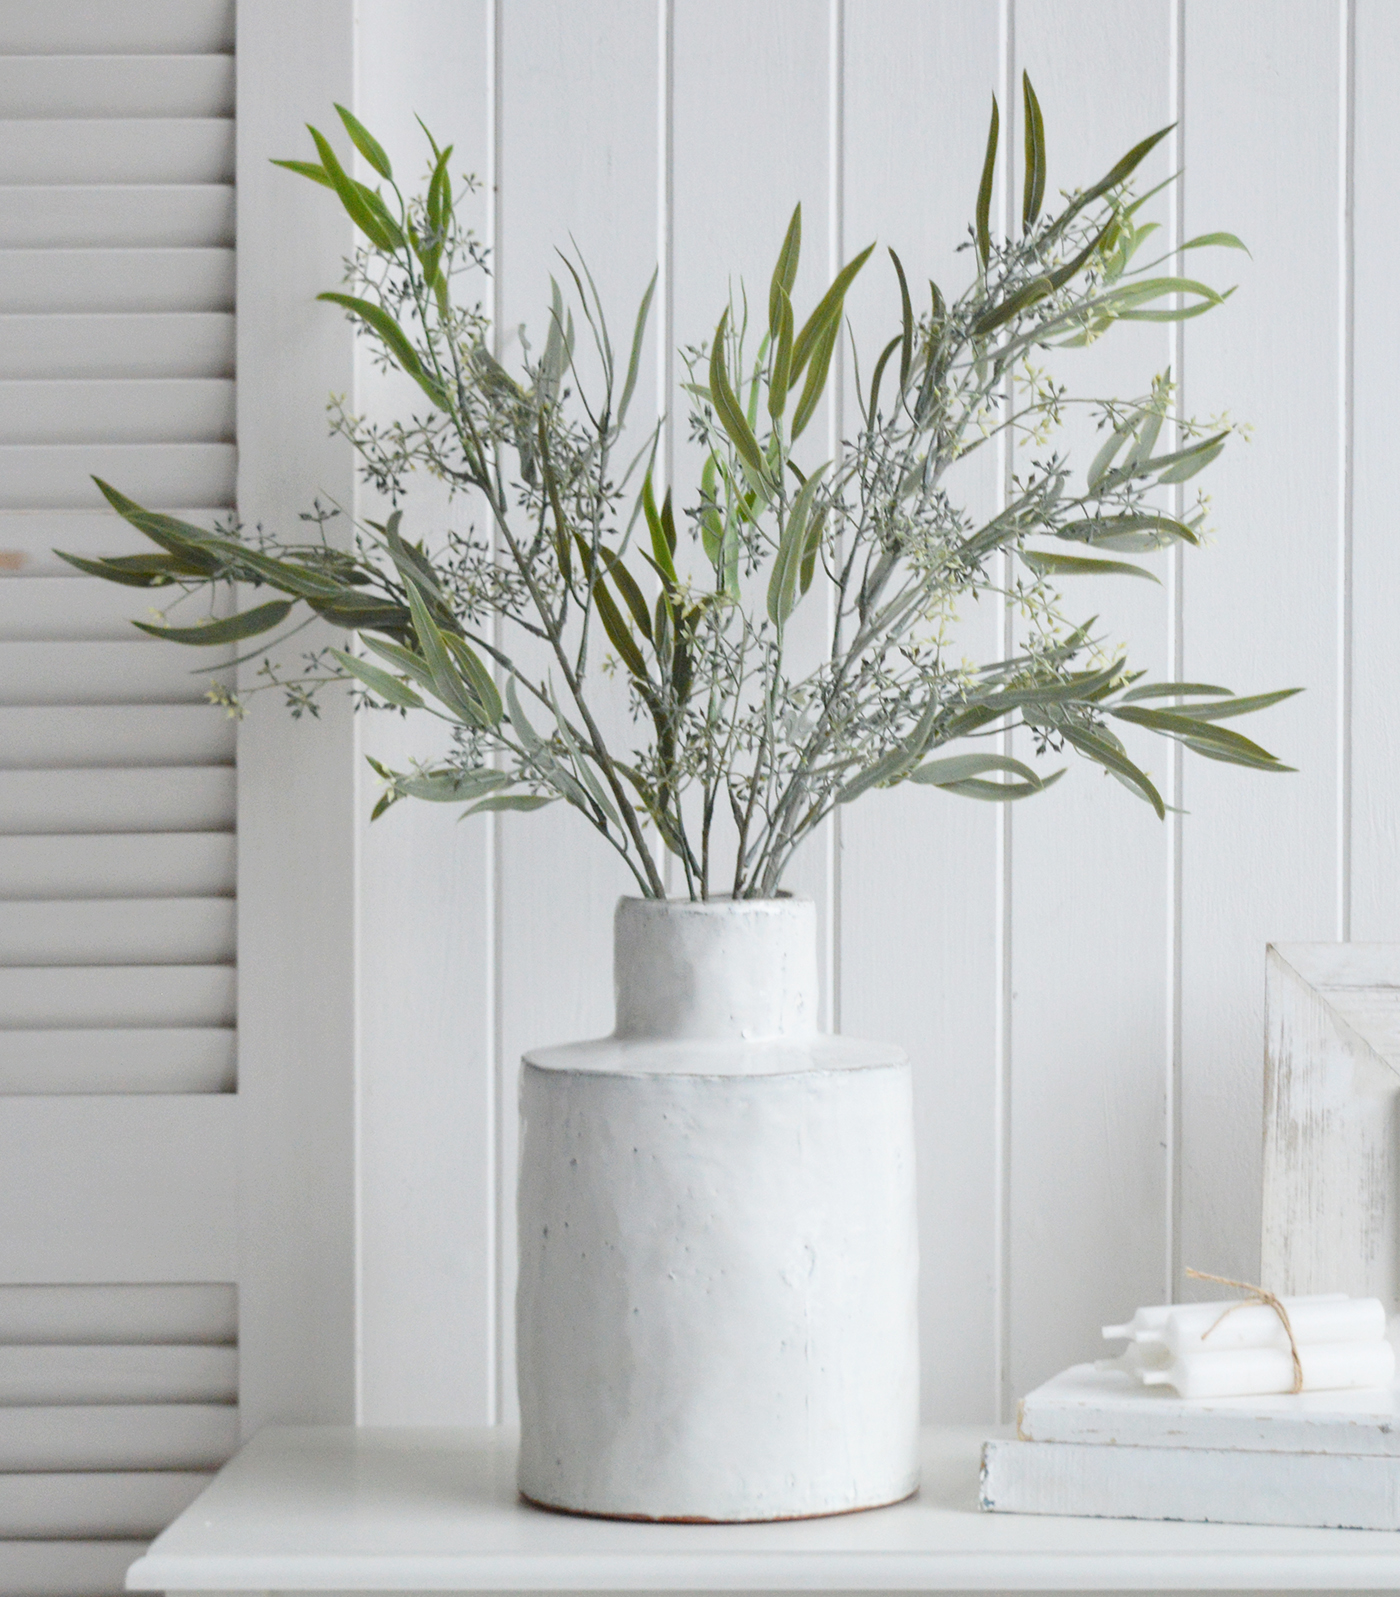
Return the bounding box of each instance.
[981,1436,1400,1530]
[1019,1361,1400,1455]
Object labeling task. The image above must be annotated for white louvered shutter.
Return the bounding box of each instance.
[0,5,240,1594]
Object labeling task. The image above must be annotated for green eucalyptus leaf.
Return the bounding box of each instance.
[333,103,392,178]
[767,461,829,627]
[317,292,448,408]
[1152,433,1228,483]
[1115,680,1233,703]
[133,599,293,645]
[55,550,207,587]
[403,579,490,725]
[1181,230,1250,255]
[867,333,902,421]
[329,646,426,709]
[270,158,333,189]
[940,773,1063,800]
[790,314,838,441]
[1021,549,1158,583]
[443,633,504,725]
[399,769,511,803]
[642,475,678,584]
[909,751,1048,788]
[889,248,914,389]
[460,792,555,817]
[617,268,657,425]
[709,308,769,482]
[1022,72,1047,229]
[362,634,436,693]
[769,203,802,335]
[306,125,399,251]
[976,94,999,269]
[790,242,875,388]
[768,284,794,420]
[1061,723,1166,818]
[506,676,546,756]
[1056,513,1200,549]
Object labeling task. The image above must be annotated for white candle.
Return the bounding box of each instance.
[1102,1292,1347,1347]
[1155,1296,1385,1356]
[1139,1339,1395,1399]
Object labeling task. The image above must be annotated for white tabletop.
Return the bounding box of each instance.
[126,1424,1400,1592]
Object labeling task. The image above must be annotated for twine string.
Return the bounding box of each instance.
[1184,1267,1304,1394]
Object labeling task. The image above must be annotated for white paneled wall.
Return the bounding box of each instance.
[338,0,1391,1433]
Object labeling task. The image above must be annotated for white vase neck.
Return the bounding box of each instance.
[612,896,820,1042]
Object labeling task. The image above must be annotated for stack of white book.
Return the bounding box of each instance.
[983,1350,1400,1529]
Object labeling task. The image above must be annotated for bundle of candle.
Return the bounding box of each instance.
[1100,1292,1393,1398]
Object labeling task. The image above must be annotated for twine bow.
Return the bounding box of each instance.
[1185,1267,1304,1393]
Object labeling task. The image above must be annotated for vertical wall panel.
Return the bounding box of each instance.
[1179,0,1342,1287]
[840,0,1003,1424]
[1351,0,1399,942]
[493,0,663,1426]
[670,0,835,952]
[234,0,360,1435]
[1007,0,1177,1404]
[352,0,496,1431]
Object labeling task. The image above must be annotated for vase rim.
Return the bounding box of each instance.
[618,893,810,910]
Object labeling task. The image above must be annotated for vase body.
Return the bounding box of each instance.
[515,896,920,1522]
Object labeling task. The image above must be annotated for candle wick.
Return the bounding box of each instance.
[1184,1267,1304,1394]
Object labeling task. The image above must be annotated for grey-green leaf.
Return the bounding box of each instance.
[976,95,999,268]
[133,599,294,645]
[329,647,426,709]
[1021,549,1159,583]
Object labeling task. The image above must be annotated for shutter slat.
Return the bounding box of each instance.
[0,708,234,768]
[0,444,234,511]
[0,121,233,187]
[0,1029,234,1095]
[0,1540,148,1597]
[0,834,234,898]
[0,646,233,706]
[0,186,233,249]
[0,6,242,1551]
[0,580,184,642]
[0,512,220,576]
[0,1,234,56]
[0,315,235,381]
[0,380,234,445]
[0,1097,238,1279]
[0,1286,235,1345]
[0,249,233,313]
[0,770,235,832]
[0,1407,235,1471]
[0,1472,210,1540]
[0,899,235,966]
[0,965,234,1027]
[0,1345,236,1406]
[0,58,234,120]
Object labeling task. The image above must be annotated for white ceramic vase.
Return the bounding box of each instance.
[515,895,920,1522]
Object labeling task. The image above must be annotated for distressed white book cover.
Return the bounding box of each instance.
[1019,1362,1400,1454]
